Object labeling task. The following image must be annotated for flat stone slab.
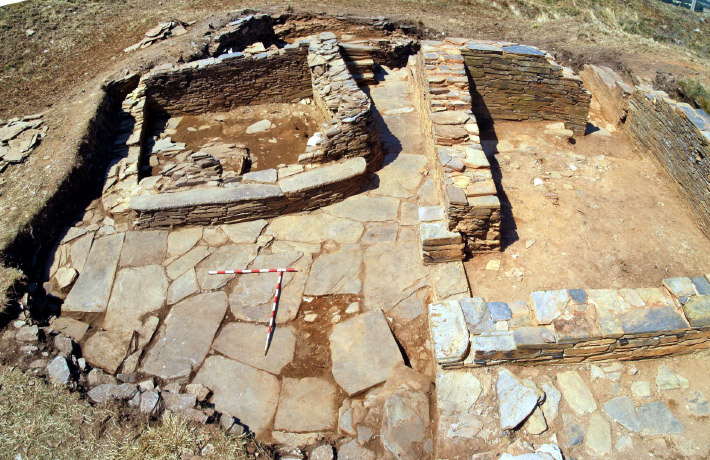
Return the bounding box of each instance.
[603,396,641,432]
[497,368,542,430]
[638,402,685,434]
[222,219,268,244]
[663,277,697,298]
[382,389,430,459]
[167,227,202,257]
[437,369,481,416]
[194,355,280,437]
[103,265,168,332]
[682,295,710,327]
[430,111,471,125]
[131,184,283,212]
[529,290,570,325]
[460,297,494,335]
[196,244,259,291]
[586,412,611,455]
[429,299,470,364]
[141,291,228,380]
[273,377,337,432]
[229,251,309,323]
[212,322,296,375]
[329,309,404,395]
[304,249,362,296]
[63,233,125,313]
[363,241,428,311]
[268,214,363,244]
[119,230,167,267]
[557,370,597,415]
[50,317,90,341]
[279,157,366,194]
[618,306,689,334]
[167,268,198,305]
[82,329,135,375]
[370,154,428,198]
[325,195,399,222]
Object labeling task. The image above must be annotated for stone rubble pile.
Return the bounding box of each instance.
[210,13,275,56]
[0,114,46,170]
[123,19,194,53]
[429,275,710,368]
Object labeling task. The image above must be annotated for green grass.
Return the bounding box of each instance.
[0,366,258,460]
[678,77,710,113]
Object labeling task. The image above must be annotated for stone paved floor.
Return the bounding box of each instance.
[44,67,469,452]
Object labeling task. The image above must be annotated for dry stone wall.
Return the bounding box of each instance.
[462,41,591,135]
[209,13,275,56]
[429,275,710,368]
[579,64,633,125]
[409,39,501,258]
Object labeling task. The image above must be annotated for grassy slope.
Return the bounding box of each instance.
[0,365,256,460]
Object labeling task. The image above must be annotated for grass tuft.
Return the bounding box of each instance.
[678,77,710,113]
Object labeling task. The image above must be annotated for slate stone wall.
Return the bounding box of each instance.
[625,90,710,238]
[461,41,591,135]
[209,13,275,56]
[579,64,633,125]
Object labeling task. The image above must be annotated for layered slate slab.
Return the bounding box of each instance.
[119,230,167,267]
[193,355,280,437]
[63,233,124,313]
[304,250,362,296]
[683,296,710,327]
[103,265,168,332]
[329,309,404,395]
[273,377,337,432]
[141,291,228,380]
[82,329,136,375]
[212,322,296,375]
[429,299,470,365]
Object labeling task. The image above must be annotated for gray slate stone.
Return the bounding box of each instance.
[273,377,337,432]
[222,219,268,244]
[363,241,427,311]
[429,299,470,364]
[141,292,228,380]
[436,369,481,416]
[541,382,561,423]
[119,230,167,267]
[167,268,198,304]
[212,322,296,375]
[329,309,404,395]
[460,297,494,334]
[487,302,512,321]
[83,329,136,375]
[63,233,124,313]
[682,295,710,327]
[338,440,375,460]
[638,401,685,434]
[603,396,641,432]
[166,245,210,280]
[197,244,259,291]
[619,306,689,334]
[381,389,430,460]
[103,265,168,332]
[325,195,399,222]
[304,250,361,296]
[686,391,710,416]
[563,413,584,446]
[279,157,366,194]
[497,369,543,430]
[529,290,569,324]
[167,227,202,257]
[193,355,280,437]
[47,356,71,385]
[268,213,363,244]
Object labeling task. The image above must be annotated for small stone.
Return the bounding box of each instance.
[345,302,360,314]
[557,371,596,415]
[338,440,375,460]
[656,365,689,391]
[162,392,197,413]
[185,383,211,402]
[140,390,161,416]
[638,402,685,434]
[47,356,71,385]
[53,335,74,356]
[563,413,584,446]
[585,412,611,455]
[603,396,641,432]
[246,119,273,134]
[631,381,651,398]
[16,325,39,342]
[310,444,335,460]
[686,391,710,416]
[615,435,633,451]
[590,365,606,381]
[497,369,543,430]
[54,267,78,291]
[525,406,548,435]
[485,260,501,271]
[50,317,89,341]
[525,239,536,249]
[540,382,561,423]
[357,426,373,445]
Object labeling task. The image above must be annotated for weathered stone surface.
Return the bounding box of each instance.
[363,241,427,310]
[193,355,280,437]
[70,232,94,273]
[513,326,556,349]
[656,365,689,391]
[305,250,361,296]
[563,413,584,446]
[686,391,710,416]
[682,295,710,327]
[229,251,308,323]
[431,262,469,300]
[497,369,543,430]
[50,317,90,341]
[83,329,135,375]
[603,397,641,432]
[103,265,168,332]
[212,322,296,375]
[619,306,689,334]
[329,309,404,395]
[246,119,273,134]
[437,369,481,415]
[631,380,652,398]
[119,231,167,267]
[167,268,198,304]
[165,245,210,280]
[54,267,78,291]
[222,219,268,244]
[325,195,399,222]
[162,392,197,413]
[638,402,685,434]
[371,154,428,198]
[202,227,229,246]
[140,390,161,415]
[663,277,696,298]
[167,227,202,257]
[460,297,494,334]
[430,111,470,125]
[541,382,561,423]
[274,377,337,432]
[557,371,597,415]
[280,157,366,194]
[529,290,569,324]
[47,356,71,385]
[63,233,125,313]
[382,389,430,460]
[196,244,259,291]
[310,444,335,460]
[487,302,512,321]
[585,412,611,455]
[525,406,548,435]
[420,221,461,246]
[131,184,282,212]
[268,214,363,244]
[429,299,470,364]
[338,440,376,460]
[141,292,228,380]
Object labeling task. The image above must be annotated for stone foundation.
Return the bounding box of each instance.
[428,275,710,368]
[461,40,591,135]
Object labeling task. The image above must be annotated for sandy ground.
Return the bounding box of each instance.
[465,113,710,302]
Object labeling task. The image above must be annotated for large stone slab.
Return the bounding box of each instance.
[329,309,404,395]
[431,262,470,300]
[165,245,210,280]
[193,355,280,437]
[557,370,597,415]
[119,230,167,267]
[141,292,228,380]
[279,157,366,194]
[370,154,428,198]
[638,402,685,434]
[222,219,268,244]
[82,329,135,375]
[131,184,283,211]
[212,322,296,375]
[325,195,399,222]
[436,369,481,416]
[167,268,198,305]
[103,265,168,332]
[529,290,570,324]
[682,295,710,327]
[618,306,689,334]
[196,244,259,291]
[429,299,470,364]
[63,233,125,313]
[273,377,337,432]
[363,241,428,311]
[603,396,641,432]
[70,232,94,273]
[382,389,431,460]
[229,251,309,323]
[304,250,362,296]
[585,412,611,455]
[167,227,202,257]
[268,213,363,244]
[497,369,543,430]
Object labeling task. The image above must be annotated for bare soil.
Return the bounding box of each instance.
[465,113,710,301]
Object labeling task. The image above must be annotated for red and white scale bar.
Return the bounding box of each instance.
[207,268,298,355]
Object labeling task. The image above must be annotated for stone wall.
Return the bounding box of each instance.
[131,157,367,227]
[461,41,591,135]
[142,43,313,116]
[579,64,633,125]
[624,89,710,238]
[409,39,501,258]
[299,33,383,172]
[429,275,710,368]
[209,13,275,56]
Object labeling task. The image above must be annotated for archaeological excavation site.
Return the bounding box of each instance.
[2,8,710,460]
